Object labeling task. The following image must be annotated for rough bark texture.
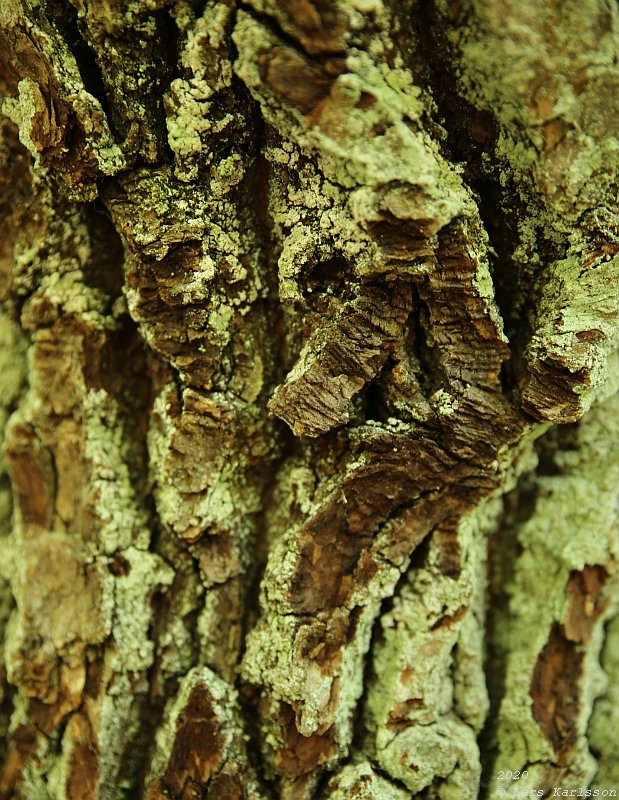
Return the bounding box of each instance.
[1,1,619,798]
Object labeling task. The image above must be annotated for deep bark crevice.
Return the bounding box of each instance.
[48,0,121,139]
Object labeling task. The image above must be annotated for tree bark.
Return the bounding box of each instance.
[1,0,619,798]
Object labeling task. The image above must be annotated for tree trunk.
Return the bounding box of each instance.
[1,0,619,798]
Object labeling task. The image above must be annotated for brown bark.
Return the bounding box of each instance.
[1,1,619,798]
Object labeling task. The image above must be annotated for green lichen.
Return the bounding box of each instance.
[489,393,619,792]
[325,759,410,799]
[444,0,619,217]
[524,252,619,420]
[106,547,174,676]
[589,613,619,787]
[453,495,503,732]
[232,9,466,228]
[0,312,27,536]
[363,498,504,797]
[148,386,264,542]
[165,3,239,183]
[7,694,58,800]
[83,389,151,555]
[0,0,125,198]
[381,721,480,798]
[88,548,175,796]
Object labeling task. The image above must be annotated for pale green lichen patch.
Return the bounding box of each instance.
[107,547,174,676]
[264,142,379,298]
[0,312,27,535]
[232,9,466,230]
[523,252,619,421]
[0,313,27,420]
[380,720,480,799]
[0,531,114,777]
[589,613,619,786]
[362,498,504,797]
[82,548,175,795]
[443,0,619,217]
[0,0,125,198]
[325,759,410,799]
[489,393,619,791]
[5,693,59,800]
[453,495,503,732]
[147,384,265,542]
[83,389,151,555]
[165,3,244,184]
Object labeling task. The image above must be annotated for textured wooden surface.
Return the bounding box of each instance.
[1,0,619,798]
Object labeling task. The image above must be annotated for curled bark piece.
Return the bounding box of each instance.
[268,285,412,436]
